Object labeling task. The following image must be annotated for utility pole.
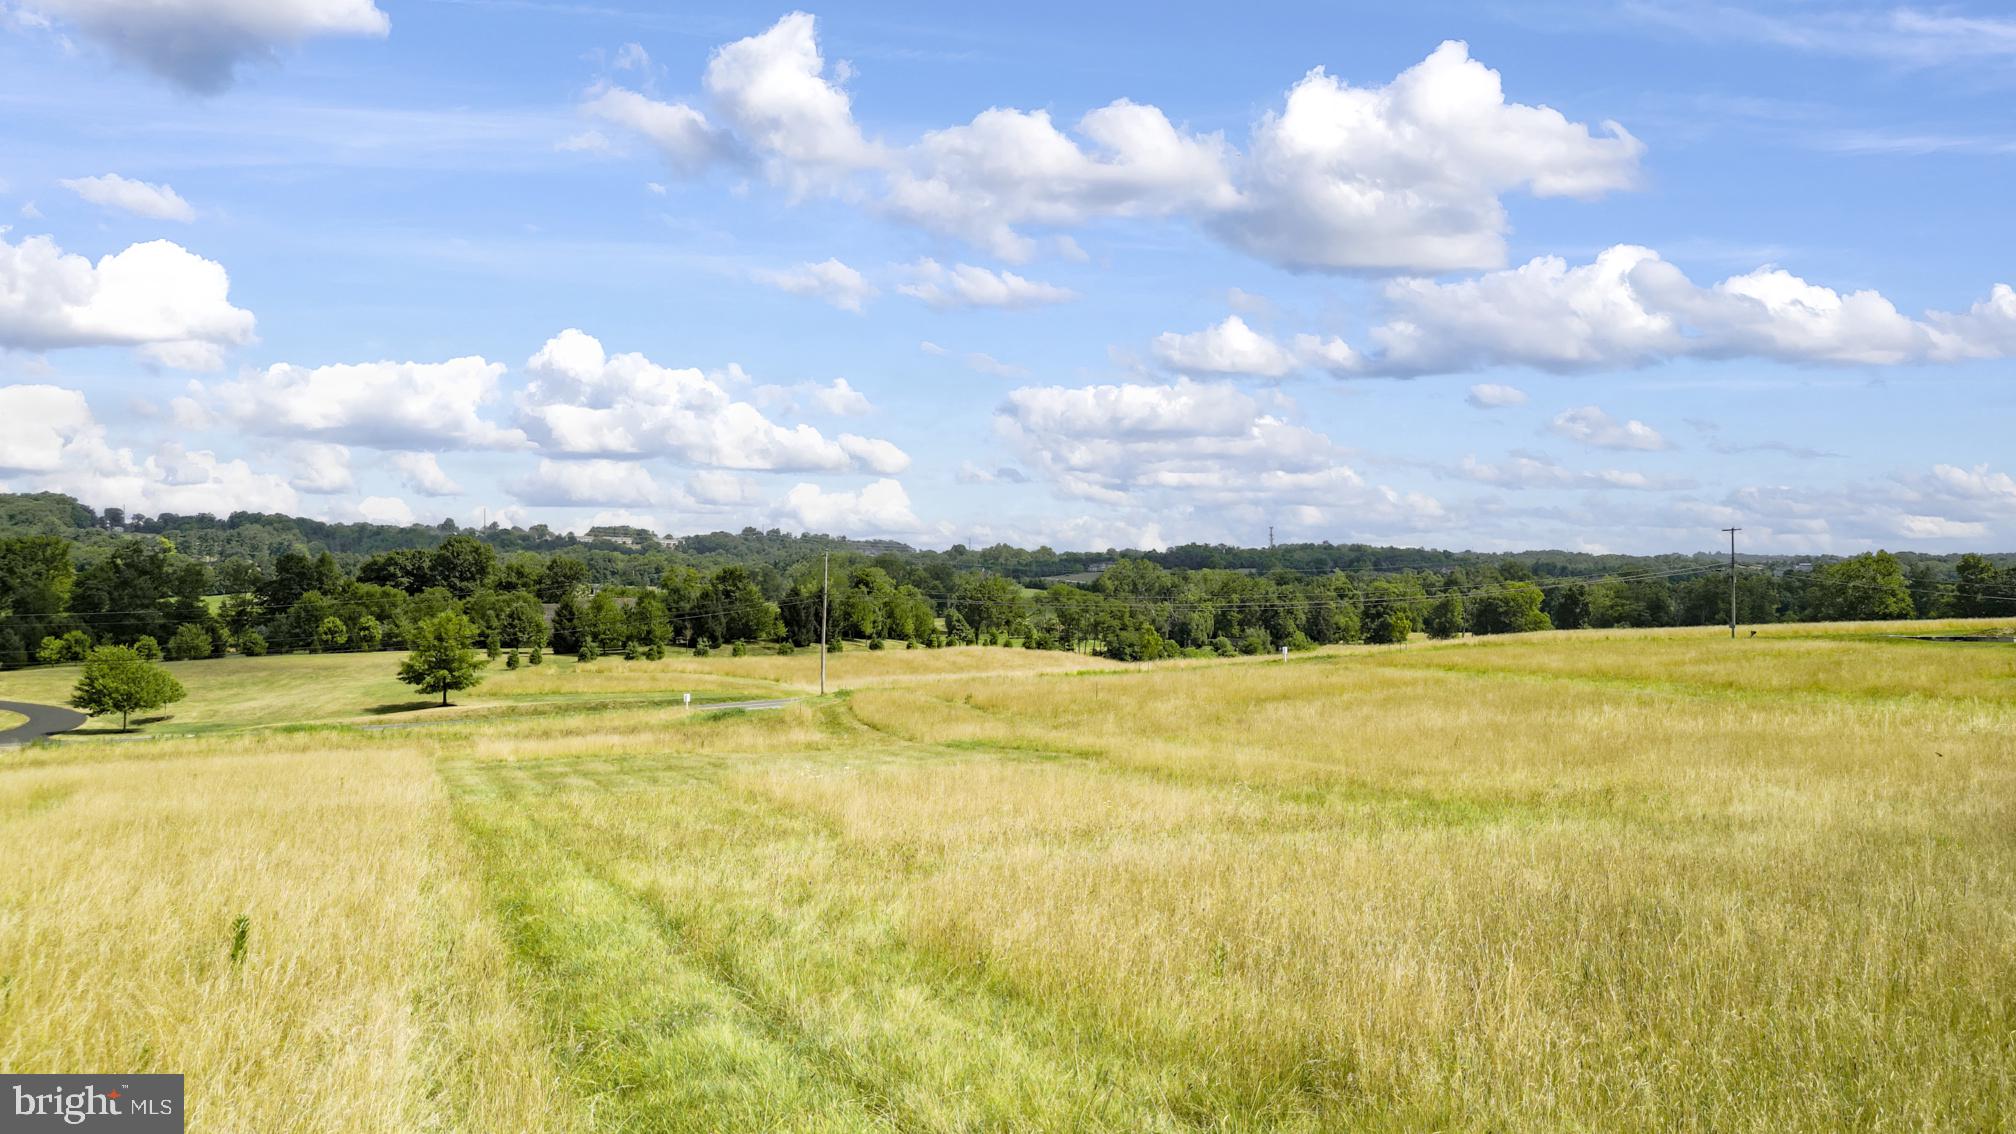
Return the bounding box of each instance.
[819,551,829,695]
[1721,527,1741,639]
[1268,525,1275,550]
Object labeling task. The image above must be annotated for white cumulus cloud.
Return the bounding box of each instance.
[199,355,523,449]
[779,478,921,535]
[583,16,1636,274]
[0,233,255,369]
[286,441,352,493]
[516,328,905,473]
[390,452,462,497]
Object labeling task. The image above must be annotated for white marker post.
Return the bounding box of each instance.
[683,692,692,711]
[1280,646,1289,662]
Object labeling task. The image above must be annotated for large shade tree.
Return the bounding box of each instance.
[397,612,487,706]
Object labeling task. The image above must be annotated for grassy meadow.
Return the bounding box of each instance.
[1,624,2012,1130]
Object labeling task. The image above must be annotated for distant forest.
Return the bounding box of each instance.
[2,491,2012,667]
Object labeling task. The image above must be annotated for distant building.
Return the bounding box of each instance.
[582,525,657,549]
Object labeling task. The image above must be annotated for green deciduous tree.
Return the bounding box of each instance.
[397,612,487,706]
[38,629,93,664]
[69,645,186,730]
[1468,583,1552,636]
[166,623,214,661]
[1424,592,1467,639]
[1806,552,1915,622]
[133,635,164,660]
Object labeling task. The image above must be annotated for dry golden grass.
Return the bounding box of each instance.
[0,731,573,1132]
[2,621,2011,1130]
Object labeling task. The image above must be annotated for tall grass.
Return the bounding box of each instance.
[1,623,2009,1129]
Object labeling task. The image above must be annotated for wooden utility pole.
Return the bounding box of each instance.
[819,551,829,695]
[1722,527,1741,638]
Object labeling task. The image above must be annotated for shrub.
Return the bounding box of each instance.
[868,637,885,651]
[506,649,521,670]
[907,639,919,650]
[38,630,93,665]
[777,642,796,656]
[692,643,710,657]
[578,636,600,662]
[529,645,543,665]
[133,635,164,661]
[623,641,640,661]
[731,641,748,657]
[236,631,268,657]
[166,623,214,661]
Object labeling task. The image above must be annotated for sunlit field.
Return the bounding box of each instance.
[1,622,2011,1130]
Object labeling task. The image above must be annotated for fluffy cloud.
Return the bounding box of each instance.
[1466,383,1528,408]
[1549,406,1670,451]
[59,174,195,222]
[779,478,921,535]
[19,0,390,92]
[1218,42,1640,272]
[199,355,523,449]
[516,328,904,472]
[1151,316,1298,377]
[0,384,94,473]
[754,258,875,311]
[390,452,462,497]
[585,16,1635,273]
[286,441,352,493]
[1150,315,1361,378]
[0,234,255,369]
[510,458,668,507]
[354,495,415,525]
[896,260,1076,310]
[0,385,298,512]
[837,432,909,474]
[1361,245,2016,375]
[996,376,1443,533]
[701,10,885,185]
[883,100,1237,261]
[580,88,721,173]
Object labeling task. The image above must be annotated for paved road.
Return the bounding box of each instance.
[0,700,89,746]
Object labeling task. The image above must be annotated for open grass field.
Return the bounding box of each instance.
[1,624,2012,1130]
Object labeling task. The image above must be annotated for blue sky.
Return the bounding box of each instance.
[2,0,2013,553]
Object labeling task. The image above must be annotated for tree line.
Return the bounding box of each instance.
[4,505,2013,671]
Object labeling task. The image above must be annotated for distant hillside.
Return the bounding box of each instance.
[1,492,2010,584]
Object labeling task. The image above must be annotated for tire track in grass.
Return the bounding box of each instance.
[495,776,1218,1133]
[453,798,891,1133]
